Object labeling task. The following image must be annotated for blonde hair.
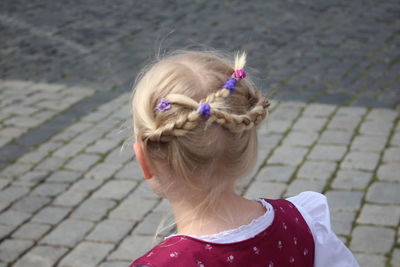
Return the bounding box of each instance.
[132,50,269,223]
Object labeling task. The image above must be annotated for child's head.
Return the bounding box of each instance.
[132,50,269,205]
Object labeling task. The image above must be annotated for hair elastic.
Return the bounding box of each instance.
[222,69,246,92]
[198,103,211,118]
[156,98,171,112]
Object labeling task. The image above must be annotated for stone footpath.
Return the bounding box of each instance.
[0,80,399,267]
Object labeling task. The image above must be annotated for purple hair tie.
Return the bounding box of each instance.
[223,78,237,92]
[198,103,211,117]
[234,69,247,79]
[156,98,171,112]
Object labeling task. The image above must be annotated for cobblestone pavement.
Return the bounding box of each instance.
[0,80,398,267]
[1,0,399,107]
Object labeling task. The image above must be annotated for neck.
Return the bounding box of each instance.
[168,187,266,237]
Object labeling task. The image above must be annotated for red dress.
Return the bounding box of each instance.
[130,199,315,267]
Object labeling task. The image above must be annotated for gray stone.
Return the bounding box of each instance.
[268,145,308,166]
[69,178,103,192]
[336,107,367,117]
[17,150,48,164]
[14,246,68,267]
[133,182,160,200]
[269,106,301,121]
[0,186,30,207]
[366,108,397,121]
[357,204,400,226]
[302,103,336,117]
[359,121,393,136]
[366,182,400,204]
[46,170,81,183]
[327,116,361,132]
[0,224,13,239]
[285,179,326,197]
[0,239,33,263]
[40,219,93,247]
[109,196,157,221]
[307,144,347,161]
[108,235,154,261]
[84,162,123,180]
[325,190,363,212]
[53,143,86,158]
[284,131,318,146]
[98,261,131,267]
[377,163,400,182]
[354,253,386,267]
[91,180,136,200]
[32,206,70,225]
[0,210,30,227]
[38,141,64,153]
[133,212,166,236]
[1,163,33,178]
[13,171,49,187]
[265,120,292,134]
[340,151,380,171]
[71,198,116,221]
[392,249,400,267]
[350,226,395,253]
[12,223,51,240]
[11,195,50,213]
[104,146,133,164]
[331,211,356,236]
[297,161,337,181]
[391,132,400,146]
[86,219,134,243]
[35,157,66,172]
[331,170,373,190]
[351,135,387,152]
[53,190,87,207]
[318,130,353,145]
[59,242,114,267]
[382,147,400,163]
[32,183,69,197]
[114,161,143,181]
[255,165,296,183]
[292,117,326,132]
[64,154,100,172]
[85,139,118,154]
[244,181,286,199]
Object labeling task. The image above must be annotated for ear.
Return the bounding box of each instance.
[133,142,153,180]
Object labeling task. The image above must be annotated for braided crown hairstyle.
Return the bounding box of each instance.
[132,51,269,191]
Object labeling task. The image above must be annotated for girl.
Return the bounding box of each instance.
[130,51,359,266]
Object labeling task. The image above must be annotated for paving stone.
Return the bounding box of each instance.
[354,253,386,267]
[331,169,373,190]
[285,179,326,197]
[292,117,327,132]
[0,179,9,190]
[40,219,93,247]
[331,211,356,236]
[109,196,157,221]
[268,145,308,166]
[318,130,354,145]
[366,108,398,122]
[377,163,400,182]
[359,121,393,136]
[37,141,64,153]
[69,178,103,192]
[367,182,400,204]
[0,224,13,239]
[133,212,165,236]
[46,170,81,183]
[302,103,336,117]
[53,143,86,158]
[357,204,400,226]
[297,161,337,181]
[86,219,134,243]
[244,181,286,199]
[269,106,301,121]
[335,107,367,117]
[108,235,153,261]
[0,239,33,263]
[255,165,296,183]
[98,261,131,267]
[265,120,292,134]
[86,139,118,154]
[35,157,67,172]
[13,171,49,187]
[104,146,133,164]
[14,246,68,267]
[17,150,48,164]
[11,195,51,213]
[1,163,33,178]
[392,249,400,267]
[53,190,88,207]
[350,226,395,253]
[0,186,30,208]
[351,135,387,152]
[284,131,318,146]
[391,132,400,147]
[32,206,70,225]
[0,210,31,227]
[134,181,161,199]
[307,144,347,162]
[383,147,400,163]
[72,198,116,221]
[64,154,100,172]
[59,242,114,267]
[84,162,123,180]
[12,223,51,240]
[325,190,363,212]
[91,180,136,200]
[341,151,380,171]
[327,115,361,131]
[114,161,143,181]
[32,183,69,197]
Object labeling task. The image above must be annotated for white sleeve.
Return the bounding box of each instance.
[287,191,360,267]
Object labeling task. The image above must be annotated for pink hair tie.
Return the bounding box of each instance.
[234,69,247,79]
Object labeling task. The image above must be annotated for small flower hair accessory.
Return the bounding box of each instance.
[234,69,247,79]
[198,103,211,117]
[156,98,171,112]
